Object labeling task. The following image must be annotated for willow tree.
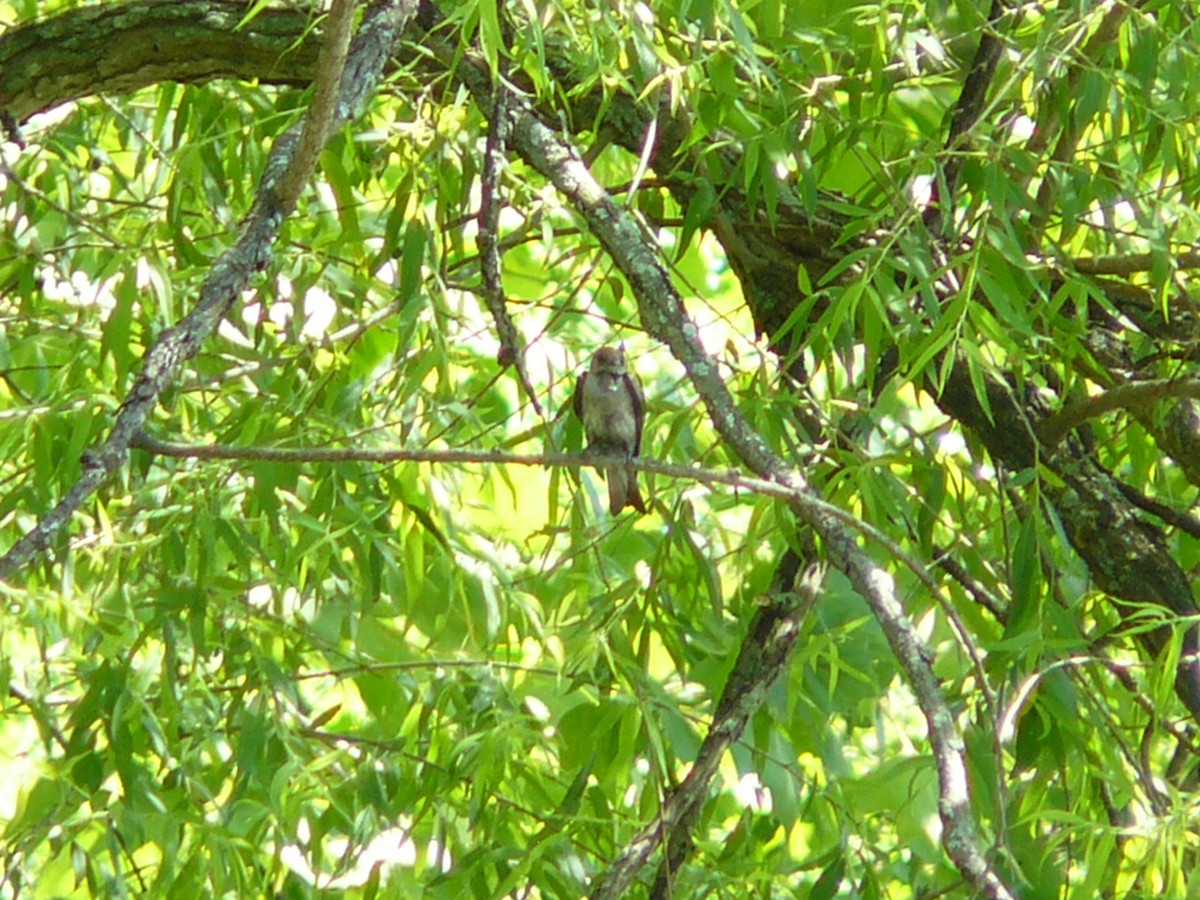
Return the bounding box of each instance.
[3,1,1199,897]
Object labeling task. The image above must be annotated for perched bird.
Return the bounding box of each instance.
[572,346,647,515]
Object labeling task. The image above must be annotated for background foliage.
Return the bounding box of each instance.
[4,0,1200,897]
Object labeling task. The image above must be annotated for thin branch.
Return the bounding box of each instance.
[1113,480,1200,541]
[126,432,945,595]
[935,549,1008,621]
[933,0,1008,226]
[0,0,419,583]
[1028,1,1140,230]
[7,684,68,752]
[1039,378,1200,447]
[1,163,124,247]
[477,76,544,415]
[276,0,357,212]
[1068,249,1200,276]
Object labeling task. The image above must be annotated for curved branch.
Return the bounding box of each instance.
[1039,378,1200,447]
[0,0,318,123]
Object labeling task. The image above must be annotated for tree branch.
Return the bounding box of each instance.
[1039,378,1200,447]
[477,75,543,414]
[935,356,1200,722]
[0,0,318,123]
[124,432,949,587]
[276,0,357,211]
[593,552,823,899]
[1113,480,1200,541]
[0,0,419,582]
[1068,249,1200,276]
[422,19,1013,898]
[933,0,1009,226]
[1028,1,1139,230]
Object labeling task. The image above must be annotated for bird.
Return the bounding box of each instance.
[572,346,648,515]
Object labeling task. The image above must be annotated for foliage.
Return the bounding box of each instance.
[3,0,1200,897]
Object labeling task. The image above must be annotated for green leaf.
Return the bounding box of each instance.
[1006,514,1041,637]
[477,0,502,74]
[811,855,846,900]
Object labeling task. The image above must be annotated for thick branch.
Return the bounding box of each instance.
[934,357,1200,722]
[593,553,822,899]
[1039,378,1200,447]
[0,0,318,123]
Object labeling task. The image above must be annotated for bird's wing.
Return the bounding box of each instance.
[625,370,645,457]
[572,371,588,422]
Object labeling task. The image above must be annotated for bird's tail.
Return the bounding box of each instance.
[606,464,647,515]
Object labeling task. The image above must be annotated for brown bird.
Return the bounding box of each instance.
[572,346,647,514]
